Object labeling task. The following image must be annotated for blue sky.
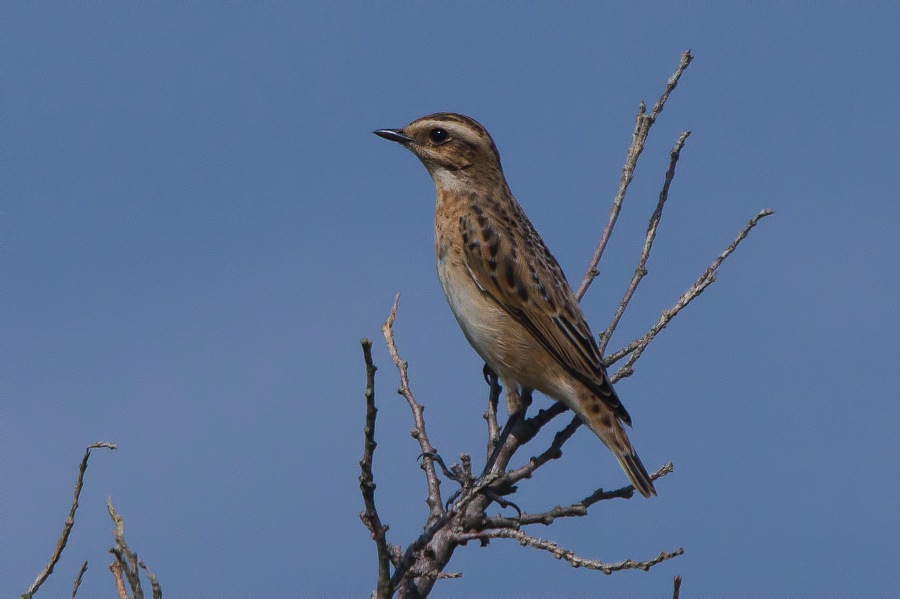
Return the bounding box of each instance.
[3,3,898,597]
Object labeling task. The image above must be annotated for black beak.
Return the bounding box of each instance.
[373,128,415,144]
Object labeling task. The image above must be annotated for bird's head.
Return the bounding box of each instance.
[374,113,505,191]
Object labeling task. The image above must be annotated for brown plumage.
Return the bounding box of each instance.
[375,113,656,497]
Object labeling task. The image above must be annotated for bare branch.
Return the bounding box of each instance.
[374,297,686,595]
[578,462,675,506]
[673,575,683,599]
[389,511,456,592]
[70,562,88,599]
[382,294,444,523]
[600,131,691,353]
[499,416,582,486]
[358,339,394,597]
[608,209,775,380]
[524,401,569,431]
[576,50,694,300]
[484,463,674,528]
[409,569,462,580]
[138,562,161,599]
[482,368,502,463]
[22,442,117,599]
[107,498,160,599]
[481,401,571,484]
[109,561,128,599]
[455,528,683,575]
[108,498,143,599]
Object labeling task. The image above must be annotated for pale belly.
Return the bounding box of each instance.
[436,254,574,401]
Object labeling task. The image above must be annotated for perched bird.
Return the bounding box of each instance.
[374,113,656,497]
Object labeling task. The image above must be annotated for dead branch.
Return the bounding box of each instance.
[454,528,683,575]
[482,368,502,462]
[107,498,161,599]
[359,338,394,598]
[22,442,116,599]
[70,562,88,599]
[499,416,582,486]
[576,50,694,300]
[382,294,444,524]
[109,560,128,599]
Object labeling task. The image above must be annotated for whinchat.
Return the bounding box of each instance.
[375,113,656,497]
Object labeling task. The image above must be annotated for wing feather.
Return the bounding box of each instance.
[459,212,631,425]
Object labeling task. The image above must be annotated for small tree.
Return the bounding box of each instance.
[358,50,773,598]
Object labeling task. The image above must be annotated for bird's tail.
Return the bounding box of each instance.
[581,401,656,497]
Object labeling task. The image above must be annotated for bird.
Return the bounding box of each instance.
[374,113,656,497]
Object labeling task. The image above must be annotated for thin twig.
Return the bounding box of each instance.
[600,131,691,353]
[673,575,683,599]
[484,463,674,528]
[383,295,461,594]
[382,295,444,522]
[455,528,683,574]
[579,462,675,506]
[609,209,774,380]
[409,568,463,580]
[358,339,394,597]
[576,50,694,300]
[524,401,569,430]
[483,367,502,463]
[138,562,161,599]
[70,562,88,598]
[22,442,117,599]
[482,401,571,484]
[499,416,582,486]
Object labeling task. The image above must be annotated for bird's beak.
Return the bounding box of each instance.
[373,128,415,144]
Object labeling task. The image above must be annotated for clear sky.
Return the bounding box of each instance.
[3,3,898,597]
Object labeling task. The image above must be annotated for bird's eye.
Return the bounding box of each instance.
[429,128,449,144]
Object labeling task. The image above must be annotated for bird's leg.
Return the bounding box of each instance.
[482,363,498,387]
[520,387,534,410]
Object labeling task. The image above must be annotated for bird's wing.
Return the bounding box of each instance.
[459,212,631,425]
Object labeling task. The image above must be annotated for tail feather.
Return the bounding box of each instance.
[578,397,657,497]
[615,447,657,498]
